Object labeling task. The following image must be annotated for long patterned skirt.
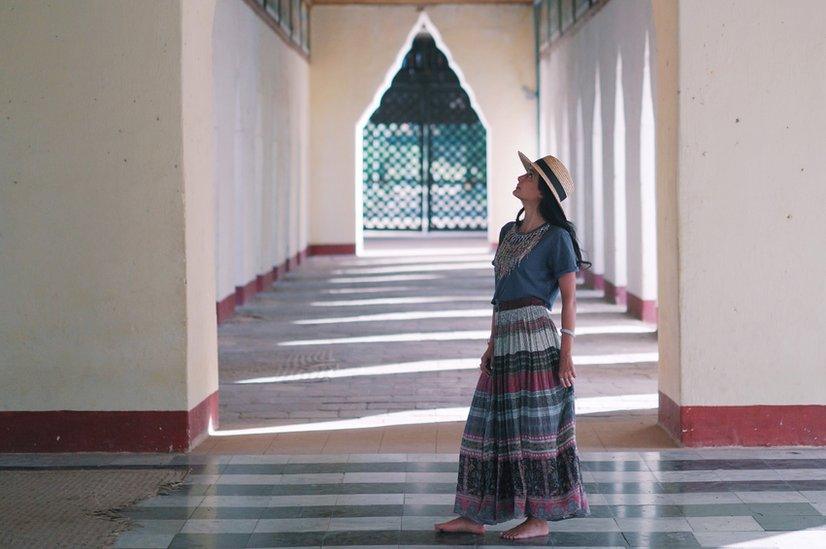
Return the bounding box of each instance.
[453,298,589,525]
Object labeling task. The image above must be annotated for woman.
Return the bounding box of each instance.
[435,151,591,540]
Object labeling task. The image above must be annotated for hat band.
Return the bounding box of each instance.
[535,157,567,202]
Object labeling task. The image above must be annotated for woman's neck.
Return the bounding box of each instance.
[519,205,546,231]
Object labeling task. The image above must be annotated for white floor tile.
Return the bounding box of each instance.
[343,472,405,483]
[686,516,763,532]
[180,518,258,534]
[336,493,405,505]
[404,493,455,505]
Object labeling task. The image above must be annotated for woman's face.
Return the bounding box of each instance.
[513,167,543,203]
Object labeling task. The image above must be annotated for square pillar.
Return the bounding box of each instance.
[655,0,826,445]
[0,0,219,452]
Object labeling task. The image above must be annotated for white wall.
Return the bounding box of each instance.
[212,0,310,302]
[308,4,536,247]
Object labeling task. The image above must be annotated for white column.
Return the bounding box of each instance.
[610,52,628,303]
[574,99,587,244]
[591,68,606,287]
[636,32,658,322]
[619,28,657,323]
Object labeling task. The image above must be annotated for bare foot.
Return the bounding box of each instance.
[434,516,486,534]
[500,517,549,539]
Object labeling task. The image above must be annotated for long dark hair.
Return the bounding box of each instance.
[514,180,592,272]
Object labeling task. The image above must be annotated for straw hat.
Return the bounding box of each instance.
[518,150,574,206]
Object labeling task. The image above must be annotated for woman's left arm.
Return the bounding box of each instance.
[558,271,577,387]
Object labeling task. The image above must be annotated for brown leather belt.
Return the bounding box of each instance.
[494,295,546,311]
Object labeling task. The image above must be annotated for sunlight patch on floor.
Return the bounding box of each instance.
[209,394,658,436]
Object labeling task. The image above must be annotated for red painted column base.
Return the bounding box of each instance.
[0,391,219,453]
[307,243,356,255]
[583,271,605,290]
[216,244,355,324]
[659,391,826,446]
[627,291,658,324]
[217,245,324,324]
[603,279,627,305]
[234,279,257,307]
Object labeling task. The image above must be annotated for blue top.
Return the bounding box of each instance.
[490,221,579,309]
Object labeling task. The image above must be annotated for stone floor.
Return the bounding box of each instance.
[17,236,825,547]
[209,236,666,454]
[5,449,826,548]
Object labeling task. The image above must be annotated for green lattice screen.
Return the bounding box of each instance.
[362,31,487,232]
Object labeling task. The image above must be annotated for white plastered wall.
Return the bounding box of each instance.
[308,4,536,247]
[0,0,218,411]
[212,0,310,303]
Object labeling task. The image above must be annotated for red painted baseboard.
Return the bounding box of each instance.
[188,391,219,450]
[658,391,826,446]
[603,279,627,305]
[658,391,682,444]
[627,291,658,323]
[214,243,364,324]
[307,243,356,255]
[216,247,310,324]
[583,271,605,290]
[255,271,274,293]
[216,292,236,325]
[234,278,257,307]
[0,391,219,453]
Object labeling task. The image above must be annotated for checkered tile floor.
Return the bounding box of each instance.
[6,449,826,547]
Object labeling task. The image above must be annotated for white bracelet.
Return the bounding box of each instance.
[560,328,576,338]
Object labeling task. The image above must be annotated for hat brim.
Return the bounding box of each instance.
[517,150,535,174]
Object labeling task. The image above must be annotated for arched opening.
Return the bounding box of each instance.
[355,14,490,252]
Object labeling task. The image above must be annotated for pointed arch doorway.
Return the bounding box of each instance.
[361,30,488,233]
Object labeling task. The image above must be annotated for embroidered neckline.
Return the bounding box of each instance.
[492,222,552,281]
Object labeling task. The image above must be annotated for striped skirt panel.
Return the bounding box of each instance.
[453,303,590,524]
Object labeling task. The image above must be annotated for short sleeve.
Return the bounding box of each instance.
[547,228,579,279]
[491,221,514,265]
